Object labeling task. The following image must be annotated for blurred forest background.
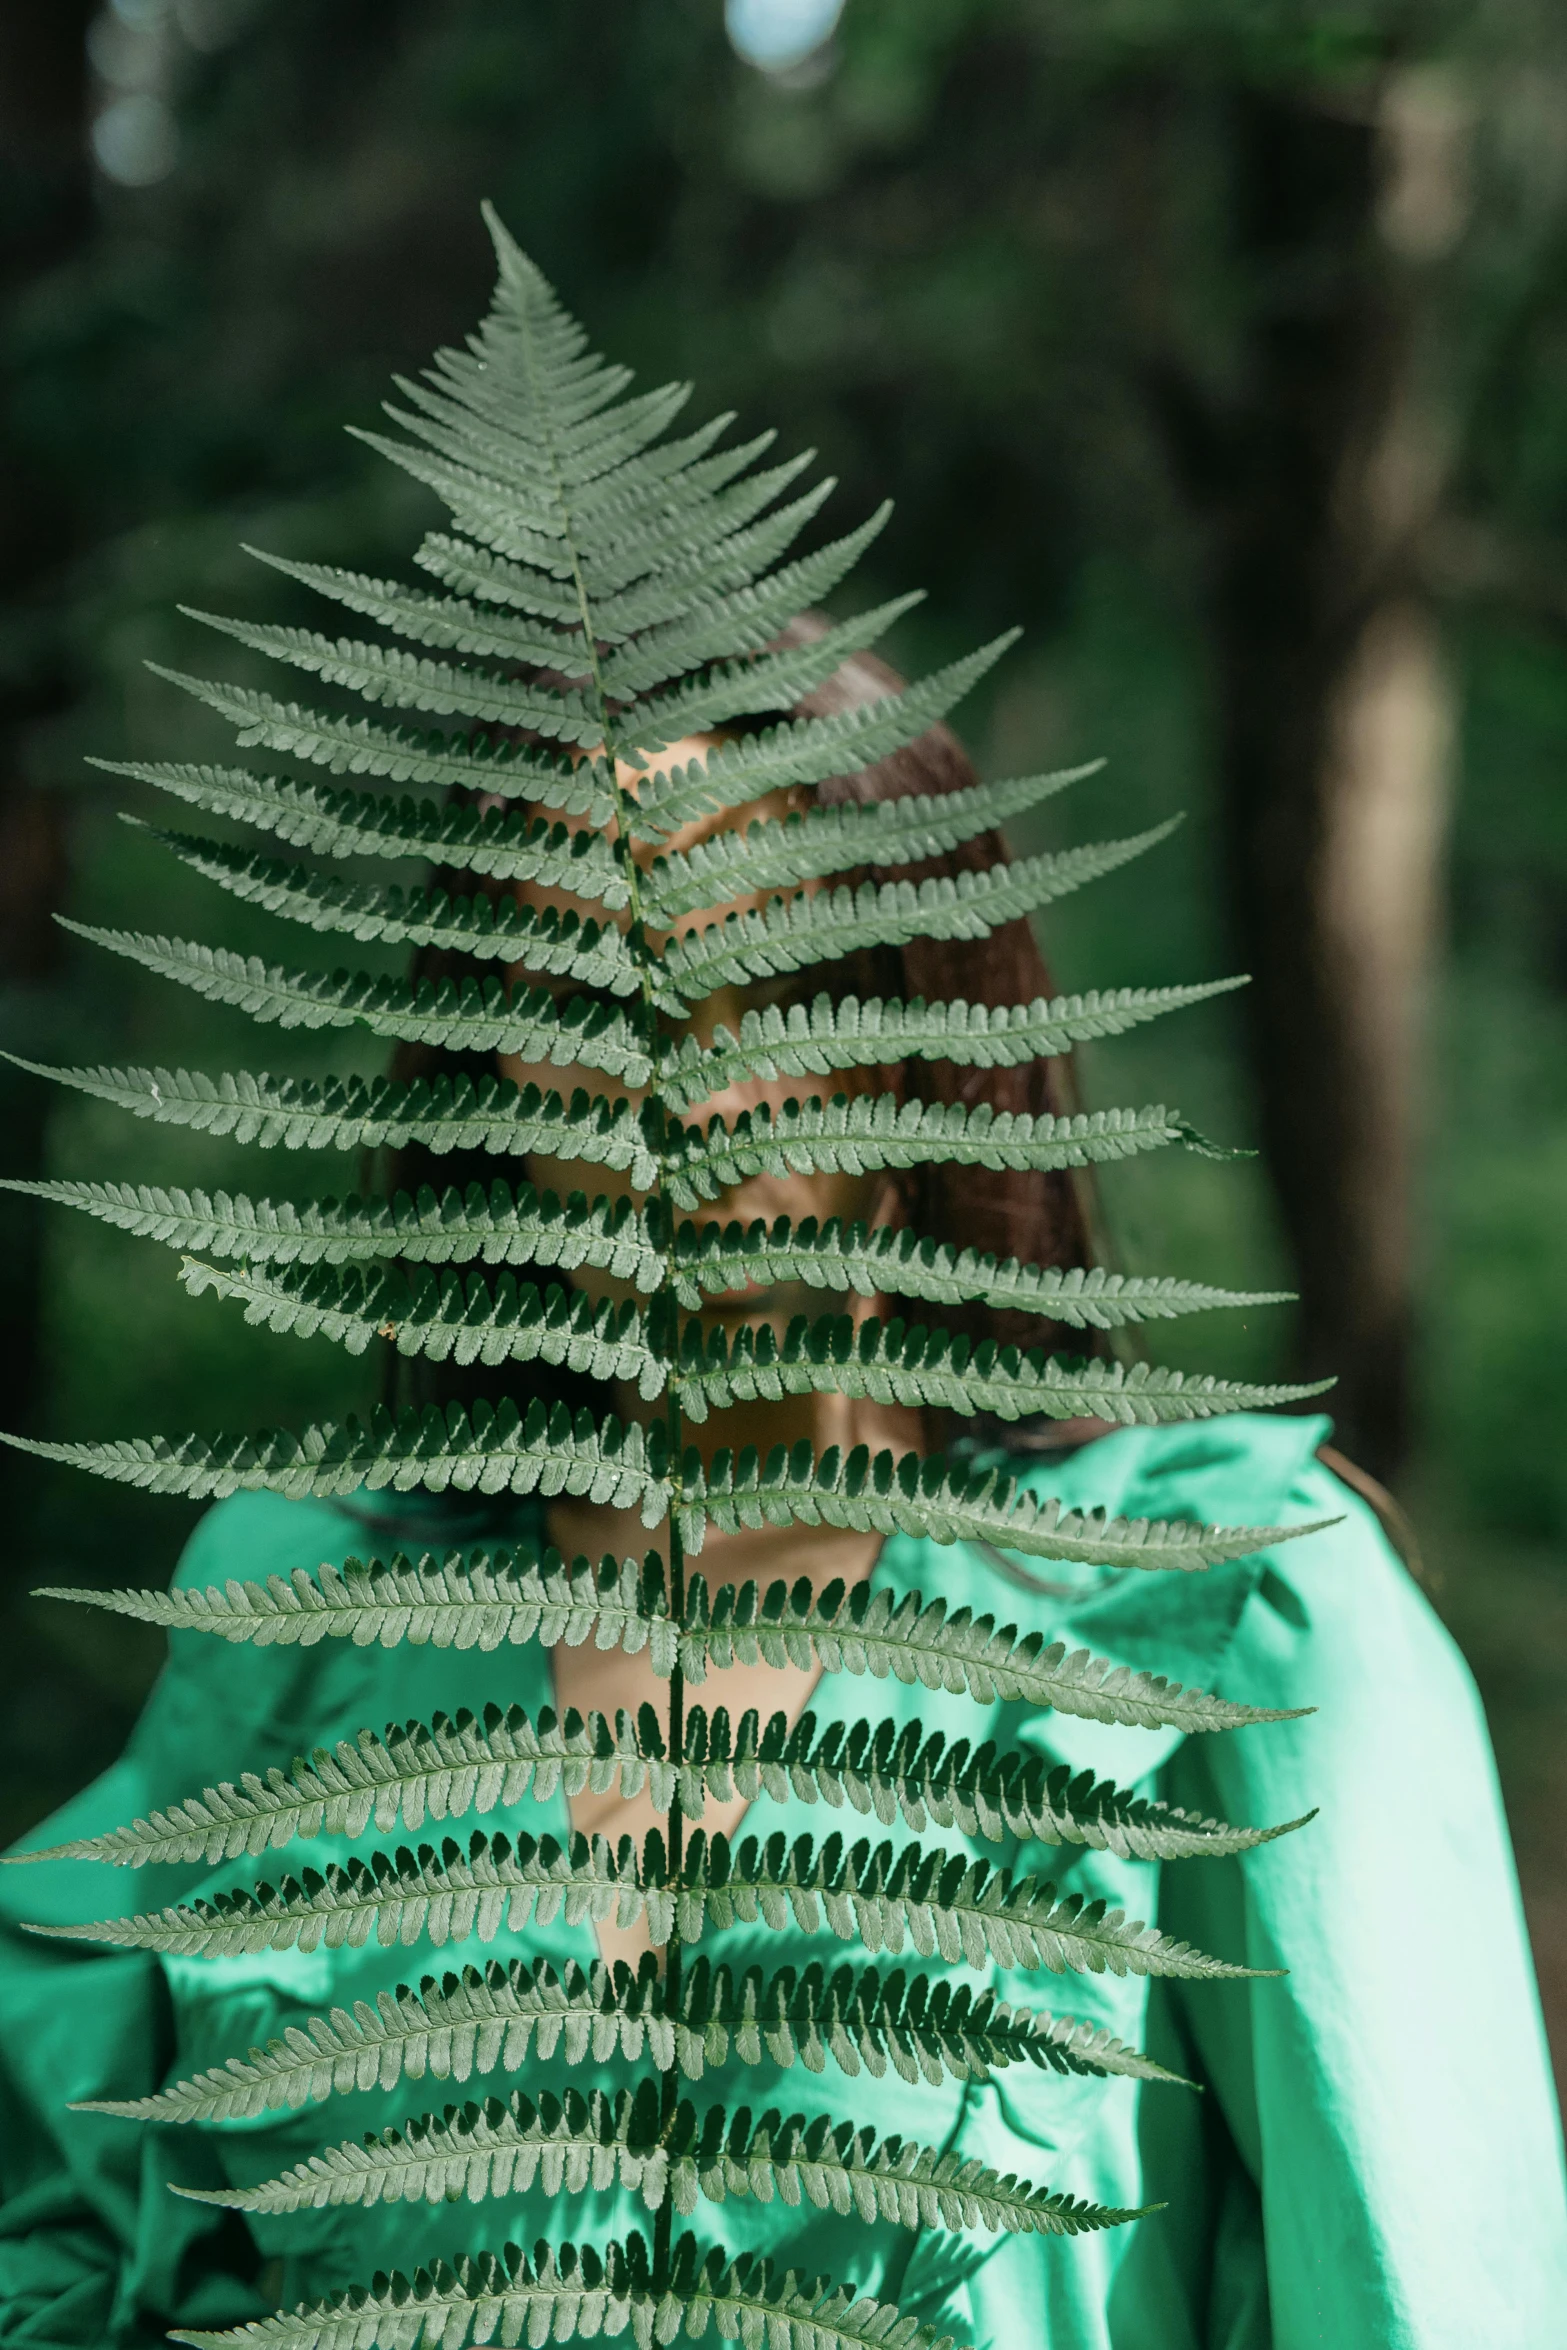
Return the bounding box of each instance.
[1,0,1564,2098]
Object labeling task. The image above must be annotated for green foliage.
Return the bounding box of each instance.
[80,1954,1182,2128]
[178,2079,1139,2235]
[9,230,1320,2350]
[25,1699,1299,1872]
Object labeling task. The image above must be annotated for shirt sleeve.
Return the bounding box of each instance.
[1158,1455,1567,2349]
[0,1490,388,2350]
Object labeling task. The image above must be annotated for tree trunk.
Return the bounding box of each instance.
[1158,76,1458,1479]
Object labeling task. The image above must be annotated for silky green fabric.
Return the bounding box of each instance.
[3,1414,1564,2348]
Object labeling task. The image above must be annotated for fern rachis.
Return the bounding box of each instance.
[6,212,1327,2350]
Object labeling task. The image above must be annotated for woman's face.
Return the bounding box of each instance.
[499,733,901,1342]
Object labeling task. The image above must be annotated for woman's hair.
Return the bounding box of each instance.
[382,616,1098,1433]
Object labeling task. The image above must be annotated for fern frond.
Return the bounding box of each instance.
[594,505,894,694]
[166,2232,957,2350]
[177,2081,676,2216]
[24,1826,652,1958]
[682,1572,1307,1730]
[666,1212,1285,1326]
[676,1709,1305,1859]
[178,1257,658,1387]
[655,827,1177,1002]
[0,1178,660,1282]
[22,1693,1297,1873]
[40,1817,1253,1975]
[371,410,814,586]
[662,1098,1204,1210]
[18,232,1323,2325]
[58,925,650,1078]
[681,2102,1135,2234]
[6,1393,662,1510]
[139,828,644,981]
[422,469,838,643]
[178,607,604,741]
[79,1953,1178,2127]
[633,637,1019,835]
[662,982,1241,1109]
[27,1703,664,1869]
[693,1442,1330,1566]
[675,1958,1183,2090]
[639,768,1102,923]
[1,1061,654,1171]
[241,548,586,664]
[188,2079,1135,2240]
[674,1312,1321,1427]
[33,1548,1300,1735]
[672,1827,1260,1976]
[5,1180,1281,1328]
[76,1955,668,2122]
[36,1547,675,1662]
[621,595,924,745]
[146,663,613,808]
[92,762,629,897]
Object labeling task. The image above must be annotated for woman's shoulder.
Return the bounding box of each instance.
[936,1411,1475,1750]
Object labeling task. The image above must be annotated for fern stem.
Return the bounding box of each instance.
[543,353,694,2294]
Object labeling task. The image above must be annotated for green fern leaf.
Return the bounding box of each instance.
[667,1212,1286,1326]
[17,1695,1297,1872]
[5,1393,663,1509]
[57,924,650,1078]
[77,1952,1178,2128]
[621,594,924,743]
[176,2081,676,2217]
[138,826,645,981]
[179,1255,658,1385]
[595,504,895,694]
[241,547,587,664]
[684,1958,1184,2090]
[673,1311,1323,1426]
[73,1954,671,2123]
[681,1572,1307,1731]
[655,825,1178,1003]
[678,1708,1306,1859]
[682,2101,1137,2234]
[184,2079,1135,2239]
[12,225,1326,2329]
[634,637,1019,835]
[28,1819,1260,1976]
[23,1704,667,1868]
[35,1547,675,1662]
[662,1098,1205,1210]
[179,606,605,740]
[250,501,889,688]
[92,761,630,896]
[639,766,1102,924]
[24,1826,653,1959]
[165,2231,957,2350]
[672,1826,1260,1976]
[145,662,613,807]
[4,1180,1281,1330]
[0,1060,655,1174]
[690,1439,1331,1567]
[32,1549,1299,1734]
[0,1178,660,1284]
[663,981,1242,1108]
[420,461,838,644]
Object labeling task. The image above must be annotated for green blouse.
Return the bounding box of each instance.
[3,1413,1564,2349]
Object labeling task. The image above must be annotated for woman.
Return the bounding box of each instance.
[3,630,1564,2350]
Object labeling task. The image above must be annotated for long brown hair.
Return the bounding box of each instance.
[381,620,1097,1429]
